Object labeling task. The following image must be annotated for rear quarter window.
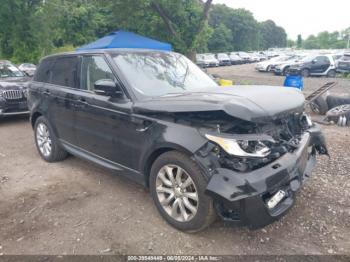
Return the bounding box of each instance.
[50,56,79,88]
[33,58,53,83]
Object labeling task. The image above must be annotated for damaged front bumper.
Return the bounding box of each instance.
[204,125,327,228]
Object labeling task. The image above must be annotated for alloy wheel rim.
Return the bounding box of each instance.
[156,165,198,222]
[331,105,350,114]
[36,123,52,157]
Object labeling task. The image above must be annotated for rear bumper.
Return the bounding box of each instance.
[205,125,327,228]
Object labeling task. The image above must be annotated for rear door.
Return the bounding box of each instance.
[46,56,80,145]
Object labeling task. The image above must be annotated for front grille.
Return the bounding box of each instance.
[2,90,23,100]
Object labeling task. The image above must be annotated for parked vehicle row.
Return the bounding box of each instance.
[256,51,346,78]
[196,51,267,68]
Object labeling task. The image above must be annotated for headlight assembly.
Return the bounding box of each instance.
[205,134,271,158]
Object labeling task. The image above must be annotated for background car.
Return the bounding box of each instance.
[229,53,244,65]
[18,63,36,76]
[236,52,252,63]
[202,53,220,67]
[255,55,290,72]
[0,60,30,116]
[273,55,305,76]
[336,53,350,74]
[288,54,337,77]
[216,53,231,66]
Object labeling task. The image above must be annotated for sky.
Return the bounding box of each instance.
[213,0,349,40]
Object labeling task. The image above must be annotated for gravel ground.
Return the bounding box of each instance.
[0,64,349,255]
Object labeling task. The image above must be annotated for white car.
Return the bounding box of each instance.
[196,54,219,68]
[18,63,36,76]
[255,56,292,72]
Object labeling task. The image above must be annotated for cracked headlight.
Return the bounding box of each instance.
[205,134,271,158]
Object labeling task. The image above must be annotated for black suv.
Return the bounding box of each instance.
[288,55,336,77]
[28,49,328,231]
[0,60,30,117]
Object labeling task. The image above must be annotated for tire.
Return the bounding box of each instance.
[34,116,68,162]
[326,104,350,124]
[149,151,216,232]
[266,65,271,72]
[282,66,290,76]
[327,69,336,78]
[301,68,310,77]
[326,95,350,109]
[310,96,329,115]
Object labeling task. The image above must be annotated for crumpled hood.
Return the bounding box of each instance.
[133,85,305,123]
[0,77,31,90]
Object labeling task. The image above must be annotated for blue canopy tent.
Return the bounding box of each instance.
[77,31,172,51]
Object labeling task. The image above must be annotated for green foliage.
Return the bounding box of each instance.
[208,5,287,52]
[3,0,347,65]
[302,29,349,49]
[297,34,302,48]
[208,23,232,52]
[287,39,295,47]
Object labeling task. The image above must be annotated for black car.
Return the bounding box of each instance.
[336,53,350,74]
[288,55,337,77]
[28,49,328,232]
[0,60,30,117]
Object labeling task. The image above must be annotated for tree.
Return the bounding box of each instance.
[207,23,232,52]
[258,20,287,50]
[297,34,302,48]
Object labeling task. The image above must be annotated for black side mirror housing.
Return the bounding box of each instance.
[94,79,123,97]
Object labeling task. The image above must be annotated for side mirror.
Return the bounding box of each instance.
[94,79,123,97]
[312,60,317,64]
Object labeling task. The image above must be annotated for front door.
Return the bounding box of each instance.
[312,56,330,74]
[74,55,148,176]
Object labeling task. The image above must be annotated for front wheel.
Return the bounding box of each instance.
[150,151,216,232]
[301,68,310,77]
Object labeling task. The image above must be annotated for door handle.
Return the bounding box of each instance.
[43,90,50,96]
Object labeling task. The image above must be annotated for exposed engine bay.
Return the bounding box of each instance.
[151,110,315,173]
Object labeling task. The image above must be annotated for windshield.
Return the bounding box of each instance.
[22,63,36,68]
[0,63,25,78]
[112,52,218,98]
[300,55,315,62]
[218,54,229,59]
[204,54,216,60]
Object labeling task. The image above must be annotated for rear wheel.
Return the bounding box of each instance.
[282,66,290,76]
[150,151,216,232]
[327,69,336,78]
[310,96,329,115]
[34,116,68,162]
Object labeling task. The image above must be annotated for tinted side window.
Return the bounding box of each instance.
[51,56,79,88]
[33,59,53,83]
[80,56,116,91]
[316,56,330,64]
